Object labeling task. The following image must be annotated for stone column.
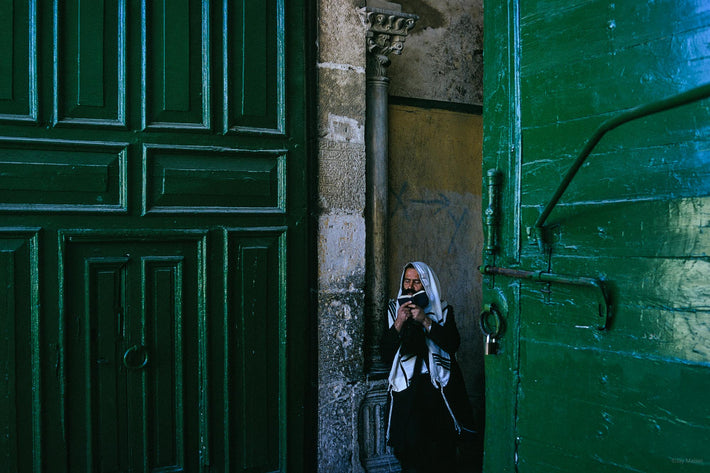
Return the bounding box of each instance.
[359,4,417,472]
[361,3,417,377]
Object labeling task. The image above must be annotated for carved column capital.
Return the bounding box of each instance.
[360,7,418,78]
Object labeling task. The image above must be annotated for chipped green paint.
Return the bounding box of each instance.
[483,0,710,471]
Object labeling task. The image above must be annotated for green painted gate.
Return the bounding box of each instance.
[482,0,710,471]
[0,1,309,472]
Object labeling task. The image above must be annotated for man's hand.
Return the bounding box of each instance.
[394,302,412,332]
[410,304,432,331]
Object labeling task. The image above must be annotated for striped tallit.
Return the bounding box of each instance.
[386,261,452,392]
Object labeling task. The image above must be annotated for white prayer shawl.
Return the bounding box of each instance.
[387,262,452,392]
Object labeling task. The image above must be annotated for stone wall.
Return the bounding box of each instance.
[316,1,369,471]
[389,0,483,105]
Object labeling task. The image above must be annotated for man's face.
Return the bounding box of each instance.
[402,268,423,294]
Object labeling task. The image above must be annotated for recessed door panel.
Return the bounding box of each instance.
[141,0,211,130]
[143,257,189,471]
[143,144,285,214]
[62,235,206,473]
[226,229,285,473]
[53,0,126,127]
[0,138,128,212]
[223,0,284,135]
[0,0,38,122]
[0,230,40,473]
[64,257,128,473]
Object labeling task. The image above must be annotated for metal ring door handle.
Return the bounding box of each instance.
[479,303,504,339]
[122,344,149,370]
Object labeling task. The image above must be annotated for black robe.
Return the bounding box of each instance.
[380,305,474,472]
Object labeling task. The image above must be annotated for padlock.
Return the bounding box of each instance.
[484,334,498,355]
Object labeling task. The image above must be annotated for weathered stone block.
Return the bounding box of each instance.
[318,380,372,473]
[317,66,367,140]
[318,142,366,212]
[318,0,368,67]
[318,213,366,288]
[319,382,357,472]
[318,289,366,384]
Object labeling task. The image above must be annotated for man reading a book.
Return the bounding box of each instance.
[380,262,474,473]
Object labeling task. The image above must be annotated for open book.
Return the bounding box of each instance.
[397,290,429,308]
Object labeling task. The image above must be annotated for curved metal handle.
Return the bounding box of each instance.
[534,82,710,237]
[122,344,149,370]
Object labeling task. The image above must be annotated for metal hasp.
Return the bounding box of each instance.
[484,169,502,259]
[479,265,612,330]
[481,169,610,328]
[533,81,710,247]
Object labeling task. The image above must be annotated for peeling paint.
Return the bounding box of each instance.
[326,113,365,144]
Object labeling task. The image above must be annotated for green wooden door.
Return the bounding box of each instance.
[0,1,309,472]
[482,0,710,471]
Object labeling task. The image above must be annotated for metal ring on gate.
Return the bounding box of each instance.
[479,303,503,339]
[123,344,149,370]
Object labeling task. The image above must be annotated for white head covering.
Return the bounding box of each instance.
[394,261,446,324]
[387,261,451,392]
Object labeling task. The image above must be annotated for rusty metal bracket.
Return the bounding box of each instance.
[479,265,612,330]
[533,81,710,249]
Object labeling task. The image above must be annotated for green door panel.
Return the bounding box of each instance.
[142,0,211,130]
[483,0,710,471]
[0,138,127,212]
[62,234,207,473]
[223,0,284,134]
[0,1,309,472]
[224,229,286,472]
[54,0,125,126]
[0,231,40,473]
[0,0,38,122]
[142,145,285,214]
